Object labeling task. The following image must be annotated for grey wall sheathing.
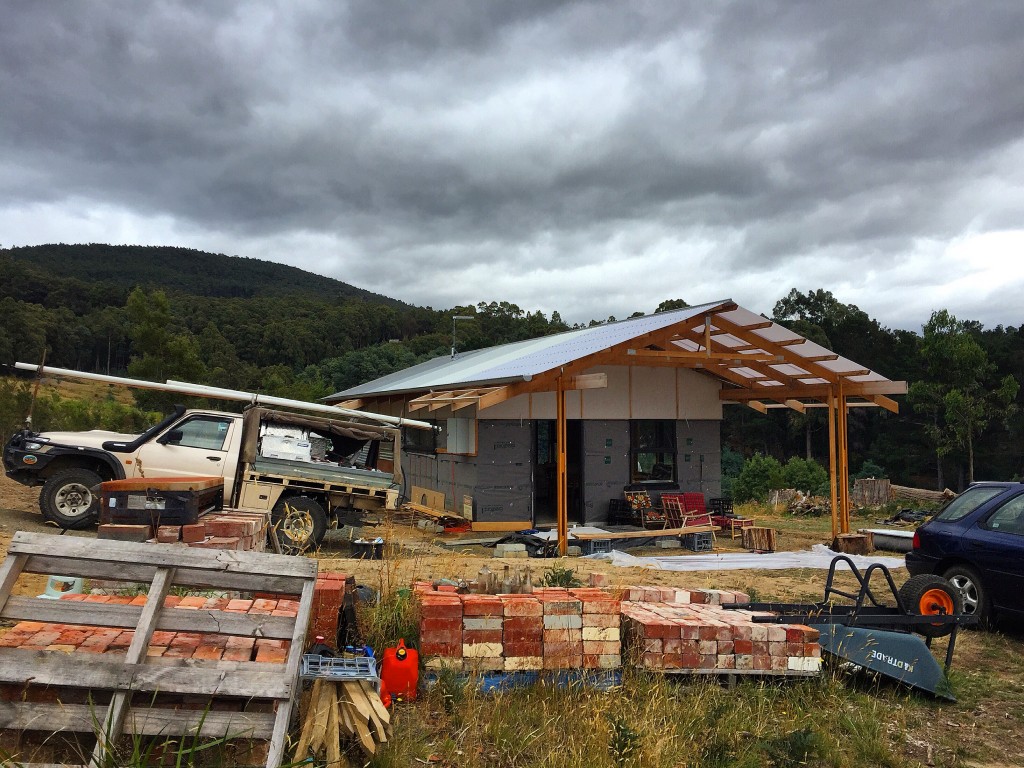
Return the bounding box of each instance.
[581,421,630,525]
[403,451,478,516]
[676,420,722,498]
[403,418,722,525]
[474,421,533,522]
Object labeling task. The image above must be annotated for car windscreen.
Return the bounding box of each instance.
[934,485,1008,522]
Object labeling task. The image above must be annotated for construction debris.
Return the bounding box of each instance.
[293,678,391,764]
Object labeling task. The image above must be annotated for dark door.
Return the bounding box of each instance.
[533,420,583,526]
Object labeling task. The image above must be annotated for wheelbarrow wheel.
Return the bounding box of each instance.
[899,574,963,638]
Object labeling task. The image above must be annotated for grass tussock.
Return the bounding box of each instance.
[363,666,927,768]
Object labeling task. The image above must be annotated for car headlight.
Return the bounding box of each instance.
[24,442,44,451]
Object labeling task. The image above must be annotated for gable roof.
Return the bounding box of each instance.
[326,299,906,412]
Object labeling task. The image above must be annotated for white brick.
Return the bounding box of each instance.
[463,643,503,658]
[788,656,822,672]
[582,627,620,642]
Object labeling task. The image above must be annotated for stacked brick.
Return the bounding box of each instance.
[305,570,352,645]
[620,590,821,674]
[414,585,620,673]
[0,593,298,662]
[98,509,269,551]
[416,583,819,677]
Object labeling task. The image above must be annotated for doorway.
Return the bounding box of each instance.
[533,420,583,527]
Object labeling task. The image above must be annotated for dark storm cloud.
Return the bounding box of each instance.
[1,1,1023,326]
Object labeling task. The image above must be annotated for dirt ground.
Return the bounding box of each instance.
[1,472,1023,766]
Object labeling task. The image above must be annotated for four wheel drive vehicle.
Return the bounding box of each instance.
[3,406,404,551]
[905,481,1024,626]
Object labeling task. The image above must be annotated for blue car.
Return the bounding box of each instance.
[906,482,1024,626]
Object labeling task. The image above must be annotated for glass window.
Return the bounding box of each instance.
[934,485,1008,522]
[169,417,232,451]
[404,423,438,454]
[629,420,676,483]
[983,494,1024,535]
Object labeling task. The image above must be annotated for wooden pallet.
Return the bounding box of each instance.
[0,531,317,768]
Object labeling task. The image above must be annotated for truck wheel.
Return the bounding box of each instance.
[899,574,963,638]
[272,496,327,553]
[40,469,102,530]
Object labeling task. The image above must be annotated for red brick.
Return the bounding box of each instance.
[462,597,503,616]
[463,630,502,644]
[157,526,181,543]
[421,618,463,632]
[418,601,463,619]
[223,636,256,662]
[181,523,206,543]
[420,641,462,657]
[193,644,225,660]
[178,596,208,609]
[503,641,543,657]
[501,598,543,617]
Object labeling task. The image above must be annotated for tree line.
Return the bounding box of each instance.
[1,246,1022,491]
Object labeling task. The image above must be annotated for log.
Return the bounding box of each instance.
[891,484,956,503]
[741,527,777,552]
[832,533,873,555]
[851,478,891,507]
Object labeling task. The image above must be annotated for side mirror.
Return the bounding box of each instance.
[160,429,184,445]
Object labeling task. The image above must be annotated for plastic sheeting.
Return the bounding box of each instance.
[585,543,906,571]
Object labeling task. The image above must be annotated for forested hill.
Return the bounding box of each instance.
[3,244,402,304]
[1,243,1023,491]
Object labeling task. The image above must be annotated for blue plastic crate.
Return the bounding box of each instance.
[300,654,380,691]
[681,532,714,552]
[579,538,612,555]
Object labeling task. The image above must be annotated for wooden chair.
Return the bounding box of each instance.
[662,496,716,543]
[623,490,665,529]
[681,493,707,515]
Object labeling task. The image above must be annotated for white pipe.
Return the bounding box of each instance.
[14,363,434,430]
[166,379,432,430]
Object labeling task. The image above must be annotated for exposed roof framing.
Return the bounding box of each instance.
[326,300,906,414]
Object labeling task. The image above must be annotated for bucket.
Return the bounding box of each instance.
[39,575,85,600]
[351,540,385,560]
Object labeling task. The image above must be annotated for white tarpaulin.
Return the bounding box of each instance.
[585,544,906,572]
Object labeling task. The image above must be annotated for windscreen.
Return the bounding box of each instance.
[933,485,1008,522]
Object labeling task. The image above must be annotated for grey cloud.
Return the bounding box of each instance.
[1,1,1023,328]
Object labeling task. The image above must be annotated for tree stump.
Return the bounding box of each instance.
[742,526,777,552]
[832,532,873,555]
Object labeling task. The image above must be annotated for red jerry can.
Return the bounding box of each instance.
[380,638,419,701]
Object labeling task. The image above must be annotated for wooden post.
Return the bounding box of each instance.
[556,374,568,557]
[827,388,838,540]
[838,379,850,534]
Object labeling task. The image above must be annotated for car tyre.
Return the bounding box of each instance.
[272,495,328,553]
[942,564,990,628]
[899,574,964,638]
[40,468,103,530]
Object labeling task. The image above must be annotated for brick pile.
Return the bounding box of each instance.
[0,594,297,662]
[98,509,269,551]
[416,582,820,676]
[415,584,621,672]
[306,570,352,645]
[620,587,821,674]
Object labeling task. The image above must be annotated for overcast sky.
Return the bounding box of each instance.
[2,2,1023,330]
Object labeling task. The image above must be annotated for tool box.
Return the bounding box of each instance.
[99,476,223,526]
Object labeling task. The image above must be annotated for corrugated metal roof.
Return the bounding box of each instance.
[329,300,732,399]
[327,299,899,401]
